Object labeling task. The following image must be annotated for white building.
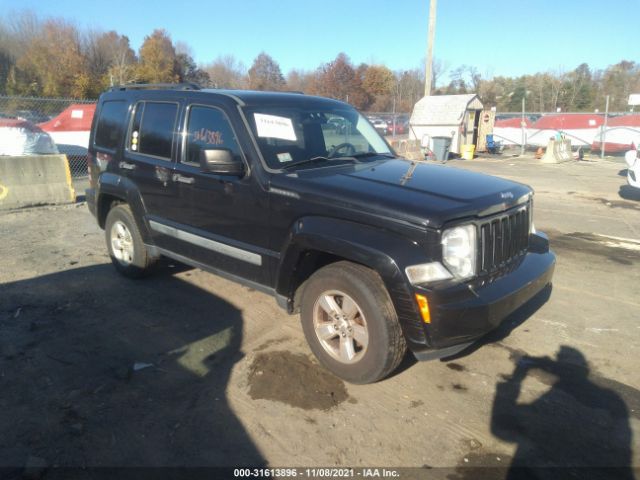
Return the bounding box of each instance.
[408,94,485,154]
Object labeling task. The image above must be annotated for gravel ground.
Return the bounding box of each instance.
[1,154,638,478]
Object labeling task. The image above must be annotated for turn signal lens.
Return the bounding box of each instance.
[415,294,431,324]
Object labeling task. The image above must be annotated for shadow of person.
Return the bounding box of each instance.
[491,346,633,479]
[0,263,265,476]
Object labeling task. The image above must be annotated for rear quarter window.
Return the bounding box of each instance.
[94,100,127,150]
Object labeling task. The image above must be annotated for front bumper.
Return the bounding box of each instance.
[408,234,555,359]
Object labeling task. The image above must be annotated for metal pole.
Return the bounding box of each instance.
[600,95,609,159]
[520,97,525,156]
[392,96,397,140]
[424,0,437,96]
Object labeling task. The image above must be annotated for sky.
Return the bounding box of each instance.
[2,0,639,82]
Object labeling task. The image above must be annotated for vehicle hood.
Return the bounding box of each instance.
[272,158,532,228]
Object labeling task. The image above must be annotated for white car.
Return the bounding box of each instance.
[0,118,58,156]
[625,148,640,190]
[372,119,388,136]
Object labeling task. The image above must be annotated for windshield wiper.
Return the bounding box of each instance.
[281,156,357,170]
[351,152,395,159]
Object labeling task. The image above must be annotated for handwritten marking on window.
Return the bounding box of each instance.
[194,128,224,145]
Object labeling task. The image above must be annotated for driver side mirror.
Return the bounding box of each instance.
[199,148,245,176]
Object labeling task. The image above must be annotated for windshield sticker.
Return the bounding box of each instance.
[194,128,224,145]
[277,152,293,163]
[254,113,297,141]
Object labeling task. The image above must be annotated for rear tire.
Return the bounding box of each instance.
[104,204,157,278]
[300,261,407,384]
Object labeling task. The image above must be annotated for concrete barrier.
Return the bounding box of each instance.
[0,154,75,209]
[541,139,573,164]
[390,139,423,160]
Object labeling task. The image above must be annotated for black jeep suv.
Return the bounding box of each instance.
[86,84,555,384]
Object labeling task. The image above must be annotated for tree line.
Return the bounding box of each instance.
[1,11,638,113]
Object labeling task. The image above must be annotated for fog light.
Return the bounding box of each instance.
[415,294,431,324]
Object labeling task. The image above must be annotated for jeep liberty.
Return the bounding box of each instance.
[86,84,555,384]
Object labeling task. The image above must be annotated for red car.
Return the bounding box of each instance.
[386,119,408,136]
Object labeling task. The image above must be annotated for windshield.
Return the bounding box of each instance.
[243,105,392,170]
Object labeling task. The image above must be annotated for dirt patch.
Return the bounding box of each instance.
[579,195,640,211]
[254,337,292,352]
[409,400,424,409]
[247,351,350,410]
[446,362,466,372]
[451,383,468,392]
[546,229,639,265]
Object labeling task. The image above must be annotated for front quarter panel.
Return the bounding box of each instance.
[276,216,432,348]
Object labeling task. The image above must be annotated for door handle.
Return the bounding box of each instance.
[172,174,195,184]
[119,161,136,170]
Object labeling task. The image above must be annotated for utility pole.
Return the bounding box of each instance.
[520,96,526,156]
[424,0,437,96]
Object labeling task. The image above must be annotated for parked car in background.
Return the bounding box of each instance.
[386,119,409,136]
[0,118,59,156]
[372,118,388,136]
[15,110,53,124]
[625,147,640,191]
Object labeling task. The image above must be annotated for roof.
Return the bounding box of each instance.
[39,104,96,132]
[532,114,603,129]
[410,94,484,126]
[101,86,349,110]
[608,114,640,127]
[495,117,532,128]
[202,89,348,108]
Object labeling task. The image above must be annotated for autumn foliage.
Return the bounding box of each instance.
[1,11,638,112]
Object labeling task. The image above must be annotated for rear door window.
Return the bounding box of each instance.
[129,101,178,160]
[94,100,127,150]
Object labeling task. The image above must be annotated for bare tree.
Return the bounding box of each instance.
[204,55,247,89]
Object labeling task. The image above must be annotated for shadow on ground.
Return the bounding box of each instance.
[619,184,640,201]
[0,264,264,474]
[446,345,636,480]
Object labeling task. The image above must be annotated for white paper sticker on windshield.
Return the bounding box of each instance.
[254,113,297,141]
[277,152,293,163]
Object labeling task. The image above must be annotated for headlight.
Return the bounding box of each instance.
[442,224,476,280]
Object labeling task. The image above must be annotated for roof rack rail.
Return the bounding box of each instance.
[110,83,201,91]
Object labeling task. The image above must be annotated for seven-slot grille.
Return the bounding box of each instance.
[479,204,530,274]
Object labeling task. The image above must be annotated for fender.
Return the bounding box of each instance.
[96,173,153,243]
[276,216,432,347]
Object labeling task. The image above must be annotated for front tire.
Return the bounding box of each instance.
[300,261,407,384]
[104,204,157,278]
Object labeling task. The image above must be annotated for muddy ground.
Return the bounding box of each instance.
[1,155,639,478]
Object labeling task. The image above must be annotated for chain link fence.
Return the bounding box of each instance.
[0,95,97,189]
[493,111,640,155]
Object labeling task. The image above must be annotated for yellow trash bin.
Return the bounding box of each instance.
[460,144,475,160]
